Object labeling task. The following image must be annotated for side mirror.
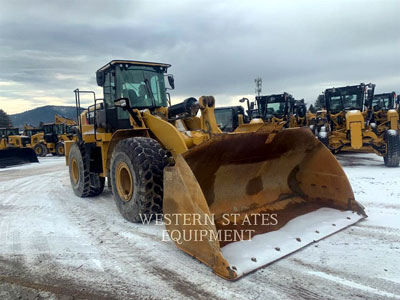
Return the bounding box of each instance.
[167,75,175,89]
[250,102,255,110]
[114,98,130,109]
[96,70,105,87]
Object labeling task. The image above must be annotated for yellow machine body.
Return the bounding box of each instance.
[66,61,366,280]
[66,95,366,280]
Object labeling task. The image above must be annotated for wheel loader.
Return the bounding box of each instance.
[65,60,366,280]
[0,127,38,167]
[315,83,399,167]
[29,122,76,157]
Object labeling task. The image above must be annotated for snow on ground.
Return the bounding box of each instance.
[0,153,399,299]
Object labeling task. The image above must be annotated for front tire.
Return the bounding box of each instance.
[69,143,105,197]
[384,130,399,167]
[110,137,168,223]
[34,143,47,157]
[55,142,65,156]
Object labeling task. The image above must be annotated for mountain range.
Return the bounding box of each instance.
[10,105,82,129]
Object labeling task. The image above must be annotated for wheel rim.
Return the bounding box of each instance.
[59,145,64,155]
[116,162,133,202]
[35,146,42,155]
[71,158,79,184]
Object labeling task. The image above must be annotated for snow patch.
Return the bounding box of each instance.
[308,271,400,299]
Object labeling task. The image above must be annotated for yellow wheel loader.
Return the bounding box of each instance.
[0,127,38,167]
[28,122,76,157]
[316,84,399,167]
[65,60,366,280]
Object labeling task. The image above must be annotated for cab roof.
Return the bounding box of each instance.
[97,60,171,73]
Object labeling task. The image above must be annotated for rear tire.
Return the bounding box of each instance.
[55,142,65,156]
[69,143,105,197]
[110,137,168,223]
[384,130,399,167]
[34,143,47,157]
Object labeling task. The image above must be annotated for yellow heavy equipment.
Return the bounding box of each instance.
[315,84,399,167]
[27,116,77,157]
[369,92,399,135]
[215,94,308,133]
[65,60,366,280]
[0,127,38,167]
[55,114,77,126]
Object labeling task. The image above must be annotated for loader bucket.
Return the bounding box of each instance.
[163,126,366,280]
[0,148,39,168]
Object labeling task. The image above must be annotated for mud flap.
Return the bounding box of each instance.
[163,127,366,279]
[0,148,39,168]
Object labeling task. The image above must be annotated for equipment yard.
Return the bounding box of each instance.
[0,154,399,300]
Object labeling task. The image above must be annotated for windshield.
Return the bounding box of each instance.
[326,88,363,113]
[44,125,53,134]
[372,95,394,110]
[26,129,42,137]
[6,128,19,136]
[265,100,286,118]
[215,109,234,132]
[65,125,74,134]
[116,66,167,109]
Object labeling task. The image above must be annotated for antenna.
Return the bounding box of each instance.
[255,77,262,96]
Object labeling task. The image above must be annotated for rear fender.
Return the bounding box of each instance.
[388,109,399,130]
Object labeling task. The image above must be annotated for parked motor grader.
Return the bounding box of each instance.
[0,127,38,167]
[65,60,366,280]
[369,92,399,135]
[214,106,249,132]
[314,83,399,167]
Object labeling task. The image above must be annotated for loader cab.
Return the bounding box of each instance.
[256,93,294,121]
[0,127,19,138]
[371,92,396,112]
[215,106,248,132]
[94,60,171,131]
[43,123,63,143]
[325,83,375,114]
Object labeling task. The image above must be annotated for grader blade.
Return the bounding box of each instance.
[163,127,366,280]
[0,148,39,168]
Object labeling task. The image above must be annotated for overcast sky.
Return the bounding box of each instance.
[0,0,399,114]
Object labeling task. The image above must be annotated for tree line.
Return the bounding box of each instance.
[0,109,12,127]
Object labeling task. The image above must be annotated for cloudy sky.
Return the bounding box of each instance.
[0,0,399,114]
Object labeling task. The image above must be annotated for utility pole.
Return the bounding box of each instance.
[255,77,262,96]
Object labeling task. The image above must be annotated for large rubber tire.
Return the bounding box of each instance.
[384,130,399,167]
[55,142,65,156]
[110,137,168,223]
[34,143,47,157]
[69,143,105,197]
